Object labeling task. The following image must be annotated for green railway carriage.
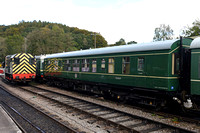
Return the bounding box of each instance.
[43,38,193,107]
[190,37,200,96]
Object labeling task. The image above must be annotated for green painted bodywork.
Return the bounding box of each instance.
[191,49,200,95]
[36,58,45,78]
[44,39,192,92]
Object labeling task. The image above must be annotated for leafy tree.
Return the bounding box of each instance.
[182,19,200,37]
[0,20,108,60]
[27,25,77,55]
[63,33,76,52]
[115,38,126,46]
[127,41,137,44]
[5,27,20,36]
[95,34,107,48]
[5,35,24,55]
[0,37,6,61]
[83,38,88,47]
[153,24,174,41]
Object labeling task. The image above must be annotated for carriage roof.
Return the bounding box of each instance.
[45,39,179,59]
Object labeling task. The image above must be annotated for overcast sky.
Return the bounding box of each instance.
[1,0,200,44]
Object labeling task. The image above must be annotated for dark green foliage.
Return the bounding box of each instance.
[0,37,6,61]
[127,41,137,44]
[0,20,108,62]
[182,19,200,37]
[5,34,24,54]
[109,38,137,47]
[114,38,126,46]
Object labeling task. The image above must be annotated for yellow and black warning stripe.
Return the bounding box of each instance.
[12,53,36,74]
[45,59,61,73]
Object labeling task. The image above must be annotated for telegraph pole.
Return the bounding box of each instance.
[24,37,27,53]
[91,32,100,48]
[94,32,96,48]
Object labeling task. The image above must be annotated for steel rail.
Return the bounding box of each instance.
[1,101,45,133]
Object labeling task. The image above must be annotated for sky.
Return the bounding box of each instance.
[1,0,200,44]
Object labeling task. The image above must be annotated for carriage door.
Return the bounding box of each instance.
[137,57,145,74]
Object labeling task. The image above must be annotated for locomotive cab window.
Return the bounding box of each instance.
[137,57,144,71]
[14,58,20,64]
[108,58,114,73]
[29,58,35,65]
[122,57,130,74]
[172,53,179,75]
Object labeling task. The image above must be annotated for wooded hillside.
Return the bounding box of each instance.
[0,20,108,62]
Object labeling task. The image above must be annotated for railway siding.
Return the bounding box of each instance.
[1,79,200,132]
[17,84,200,132]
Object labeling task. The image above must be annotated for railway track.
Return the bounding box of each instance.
[17,84,195,133]
[0,84,78,133]
[1,101,44,133]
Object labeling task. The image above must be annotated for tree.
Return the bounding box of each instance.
[127,41,137,44]
[63,33,76,52]
[95,34,107,48]
[115,38,126,46]
[0,37,6,62]
[5,35,24,55]
[0,20,108,56]
[153,24,174,41]
[5,27,20,36]
[27,25,77,55]
[182,19,200,37]
[83,38,88,47]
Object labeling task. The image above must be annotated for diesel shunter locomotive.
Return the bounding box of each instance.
[37,37,200,111]
[5,53,36,82]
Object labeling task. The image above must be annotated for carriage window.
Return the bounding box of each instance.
[14,58,20,64]
[64,59,71,71]
[108,58,114,73]
[6,59,11,67]
[55,60,58,66]
[138,57,144,71]
[73,59,80,72]
[82,59,90,72]
[29,58,35,65]
[122,57,130,74]
[101,59,105,70]
[172,53,179,75]
[92,59,97,72]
